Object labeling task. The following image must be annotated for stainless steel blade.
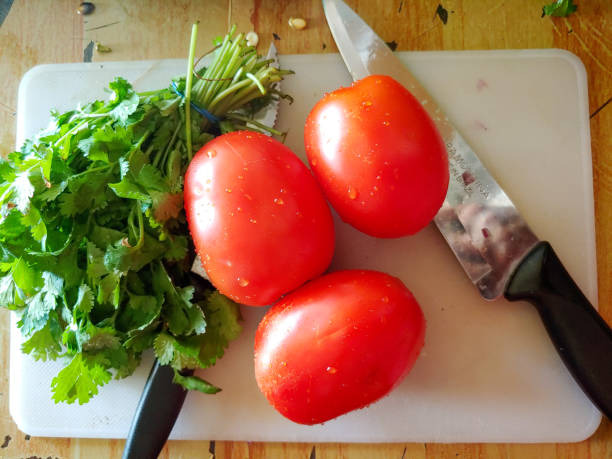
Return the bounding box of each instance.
[191,43,282,281]
[323,0,539,299]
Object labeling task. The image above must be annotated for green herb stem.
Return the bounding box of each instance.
[184,22,199,161]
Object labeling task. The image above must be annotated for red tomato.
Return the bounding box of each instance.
[304,74,449,238]
[254,270,425,425]
[184,131,335,306]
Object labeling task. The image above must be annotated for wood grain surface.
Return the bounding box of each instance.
[1,1,611,458]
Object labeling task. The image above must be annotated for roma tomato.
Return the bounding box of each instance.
[254,270,425,425]
[184,131,335,306]
[304,74,449,238]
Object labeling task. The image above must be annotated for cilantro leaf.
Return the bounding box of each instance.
[51,353,112,405]
[151,191,183,224]
[153,332,175,365]
[103,233,167,274]
[116,291,161,333]
[11,258,39,294]
[108,177,151,202]
[172,370,221,394]
[11,172,34,213]
[154,264,207,336]
[0,273,21,309]
[107,78,140,125]
[21,206,47,244]
[21,313,62,361]
[74,284,94,315]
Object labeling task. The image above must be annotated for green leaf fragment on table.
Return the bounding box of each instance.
[542,0,577,16]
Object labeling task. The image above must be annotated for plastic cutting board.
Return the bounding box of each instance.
[9,49,601,443]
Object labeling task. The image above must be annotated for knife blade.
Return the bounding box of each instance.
[123,44,283,459]
[323,0,612,420]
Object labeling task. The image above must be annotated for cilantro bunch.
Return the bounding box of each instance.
[0,24,290,404]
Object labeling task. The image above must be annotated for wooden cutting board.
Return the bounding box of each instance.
[9,50,601,443]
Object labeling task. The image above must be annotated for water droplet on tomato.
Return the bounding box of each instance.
[382,296,389,303]
[225,188,232,193]
[238,175,244,180]
[348,186,358,200]
[238,278,250,287]
[249,218,257,224]
[274,197,284,205]
[376,175,382,181]
[192,183,205,195]
[296,211,303,218]
[207,150,217,158]
[244,193,253,200]
[311,158,318,166]
[326,366,338,374]
[280,188,287,194]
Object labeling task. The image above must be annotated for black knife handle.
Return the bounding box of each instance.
[505,241,612,420]
[122,360,193,459]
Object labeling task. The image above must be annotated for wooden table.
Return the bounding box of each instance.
[0,1,610,457]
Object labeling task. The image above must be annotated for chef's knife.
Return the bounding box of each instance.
[122,44,282,459]
[323,0,612,420]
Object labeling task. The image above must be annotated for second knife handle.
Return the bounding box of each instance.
[122,360,193,459]
[505,241,612,420]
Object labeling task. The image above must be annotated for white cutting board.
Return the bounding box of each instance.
[10,50,601,443]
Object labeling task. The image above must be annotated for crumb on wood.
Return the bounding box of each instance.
[288,17,307,30]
